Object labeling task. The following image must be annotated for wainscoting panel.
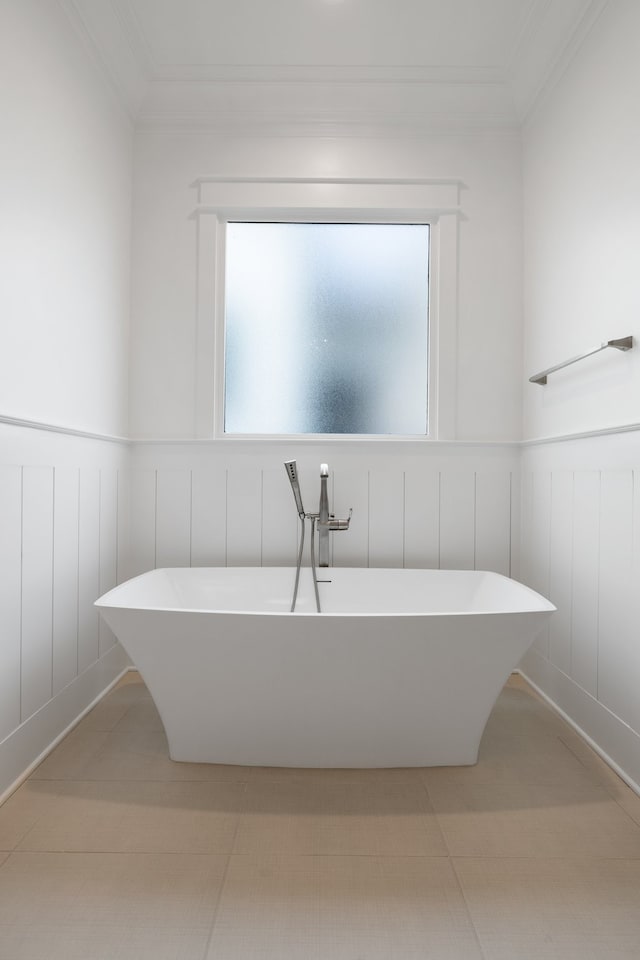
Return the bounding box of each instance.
[0,423,130,799]
[548,470,573,675]
[404,467,440,569]
[570,470,600,696]
[226,465,263,565]
[130,442,519,576]
[78,467,100,674]
[597,470,636,732]
[529,469,551,658]
[52,466,80,694]
[99,468,119,657]
[0,466,22,742]
[519,430,640,791]
[475,471,512,577]
[191,466,227,566]
[156,468,192,568]
[130,468,156,574]
[439,470,476,570]
[368,469,405,568]
[21,466,55,722]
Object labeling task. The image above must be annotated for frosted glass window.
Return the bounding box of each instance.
[224,222,430,434]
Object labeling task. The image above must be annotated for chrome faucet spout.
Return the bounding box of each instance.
[317,463,352,567]
[318,463,330,567]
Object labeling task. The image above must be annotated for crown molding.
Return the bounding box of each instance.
[109,0,156,78]
[510,0,610,122]
[62,0,520,134]
[59,0,149,119]
[59,0,610,134]
[136,115,521,139]
[136,76,519,135]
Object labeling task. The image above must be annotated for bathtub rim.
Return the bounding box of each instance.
[95,566,556,618]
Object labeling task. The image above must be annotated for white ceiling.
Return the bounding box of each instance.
[64,0,604,131]
[124,0,535,73]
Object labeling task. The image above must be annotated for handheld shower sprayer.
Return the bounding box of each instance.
[284,460,308,613]
[284,460,305,519]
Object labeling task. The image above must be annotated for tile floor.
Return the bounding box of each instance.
[1,672,640,958]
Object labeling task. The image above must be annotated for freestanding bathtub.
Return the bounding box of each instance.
[96,567,554,768]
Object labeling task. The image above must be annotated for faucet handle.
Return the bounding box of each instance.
[328,508,352,531]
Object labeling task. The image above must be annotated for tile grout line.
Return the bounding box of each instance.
[449,856,490,960]
[200,781,249,959]
[419,775,488,960]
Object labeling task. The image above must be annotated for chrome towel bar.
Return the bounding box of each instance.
[529,336,633,386]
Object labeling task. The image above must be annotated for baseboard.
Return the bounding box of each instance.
[518,651,640,797]
[0,645,132,805]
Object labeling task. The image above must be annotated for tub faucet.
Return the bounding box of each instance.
[317,463,352,567]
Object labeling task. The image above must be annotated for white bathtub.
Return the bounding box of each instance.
[96,567,554,768]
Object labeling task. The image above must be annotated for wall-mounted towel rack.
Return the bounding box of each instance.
[529,336,633,386]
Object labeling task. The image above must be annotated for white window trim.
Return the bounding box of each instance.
[191,176,463,441]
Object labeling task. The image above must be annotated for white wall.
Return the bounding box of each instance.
[130,132,523,442]
[520,0,640,790]
[522,0,640,442]
[0,1,133,798]
[0,0,132,437]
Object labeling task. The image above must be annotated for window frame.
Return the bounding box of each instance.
[192,176,462,442]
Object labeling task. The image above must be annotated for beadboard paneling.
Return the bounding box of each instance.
[368,469,405,568]
[548,470,573,675]
[52,467,80,694]
[570,470,600,696]
[191,466,227,566]
[78,468,101,674]
[0,423,130,799]
[130,468,157,575]
[99,468,119,657]
[529,470,551,658]
[21,466,55,721]
[519,431,640,791]
[404,467,440,569]
[475,471,512,577]
[226,466,263,565]
[597,470,636,730]
[130,443,518,576]
[439,470,475,570]
[156,468,192,567]
[0,466,22,741]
